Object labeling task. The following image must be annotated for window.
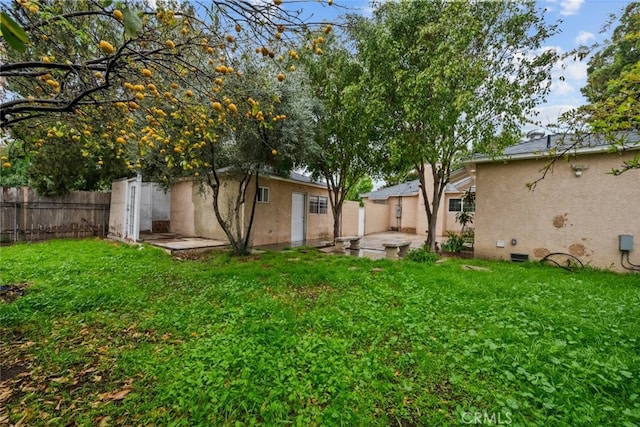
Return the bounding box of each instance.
[449,196,475,212]
[257,187,270,203]
[318,196,328,214]
[309,195,328,214]
[448,198,462,212]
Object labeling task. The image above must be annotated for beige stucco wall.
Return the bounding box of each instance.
[474,151,640,272]
[341,201,360,236]
[170,176,335,246]
[250,176,333,245]
[170,180,197,237]
[394,196,418,233]
[108,179,126,238]
[415,189,447,240]
[363,199,390,234]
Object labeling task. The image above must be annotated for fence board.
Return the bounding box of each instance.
[0,187,110,242]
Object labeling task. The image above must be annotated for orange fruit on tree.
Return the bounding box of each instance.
[99,40,115,55]
[277,73,285,82]
[113,9,123,20]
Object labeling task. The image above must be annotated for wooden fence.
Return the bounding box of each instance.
[0,187,111,242]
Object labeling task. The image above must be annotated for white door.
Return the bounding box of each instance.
[291,193,306,242]
[124,175,141,241]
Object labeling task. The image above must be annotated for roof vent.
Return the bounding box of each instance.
[526,129,545,140]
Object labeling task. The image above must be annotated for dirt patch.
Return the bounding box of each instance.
[0,363,27,382]
[293,284,334,301]
[0,283,29,303]
[534,248,551,258]
[553,213,568,229]
[569,243,587,257]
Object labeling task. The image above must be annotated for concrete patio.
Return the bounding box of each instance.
[140,231,442,258]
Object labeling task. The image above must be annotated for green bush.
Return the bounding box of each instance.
[441,231,465,252]
[405,247,440,263]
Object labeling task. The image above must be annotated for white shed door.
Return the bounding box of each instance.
[291,193,306,242]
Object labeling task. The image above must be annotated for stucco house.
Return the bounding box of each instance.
[109,171,359,247]
[360,167,475,241]
[465,133,640,272]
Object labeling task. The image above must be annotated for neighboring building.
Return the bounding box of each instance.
[465,133,640,272]
[109,171,359,246]
[360,167,475,241]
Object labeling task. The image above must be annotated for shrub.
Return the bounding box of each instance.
[441,231,465,253]
[405,247,440,263]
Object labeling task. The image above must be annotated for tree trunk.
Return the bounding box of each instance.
[417,160,447,251]
[206,168,255,256]
[332,202,342,240]
[325,172,344,240]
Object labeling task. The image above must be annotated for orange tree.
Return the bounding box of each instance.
[1,0,331,253]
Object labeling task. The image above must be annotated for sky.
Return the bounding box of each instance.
[286,0,633,131]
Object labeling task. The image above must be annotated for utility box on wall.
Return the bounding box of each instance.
[619,234,634,252]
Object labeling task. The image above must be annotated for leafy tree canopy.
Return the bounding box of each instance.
[350,0,559,248]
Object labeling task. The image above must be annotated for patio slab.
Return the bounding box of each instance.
[140,234,227,255]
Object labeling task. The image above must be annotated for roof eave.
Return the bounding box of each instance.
[465,144,638,165]
[264,173,327,189]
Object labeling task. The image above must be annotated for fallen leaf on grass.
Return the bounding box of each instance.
[0,388,12,403]
[98,386,131,401]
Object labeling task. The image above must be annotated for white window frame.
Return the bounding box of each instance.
[257,187,270,203]
[449,197,475,213]
[309,195,328,214]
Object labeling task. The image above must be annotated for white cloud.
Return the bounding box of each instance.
[563,59,587,81]
[559,0,584,16]
[550,79,576,95]
[575,31,595,45]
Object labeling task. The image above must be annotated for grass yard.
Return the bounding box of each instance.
[1,239,639,426]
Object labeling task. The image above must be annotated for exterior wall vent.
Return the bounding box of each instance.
[510,253,529,262]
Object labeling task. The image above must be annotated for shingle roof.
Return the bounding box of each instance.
[287,171,326,187]
[362,168,476,200]
[216,167,326,188]
[360,179,421,200]
[471,132,640,162]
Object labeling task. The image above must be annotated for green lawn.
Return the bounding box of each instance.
[1,239,639,426]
